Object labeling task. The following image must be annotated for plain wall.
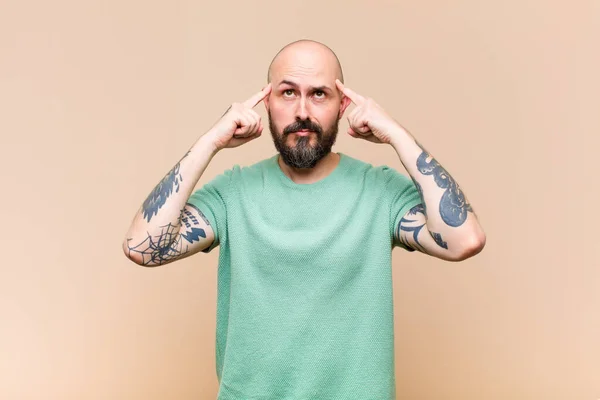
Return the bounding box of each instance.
[1,0,598,398]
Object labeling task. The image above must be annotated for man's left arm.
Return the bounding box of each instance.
[390,132,485,261]
[335,79,486,262]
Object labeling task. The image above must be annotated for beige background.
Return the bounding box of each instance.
[1,0,599,399]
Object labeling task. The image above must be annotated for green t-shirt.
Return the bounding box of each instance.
[188,152,421,400]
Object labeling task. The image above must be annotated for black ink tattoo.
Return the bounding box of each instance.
[180,208,206,244]
[397,204,448,251]
[128,203,210,265]
[181,209,198,227]
[415,142,473,227]
[430,232,448,249]
[411,177,426,217]
[186,203,211,226]
[141,151,190,223]
[126,222,189,266]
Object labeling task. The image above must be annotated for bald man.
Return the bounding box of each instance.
[123,39,486,399]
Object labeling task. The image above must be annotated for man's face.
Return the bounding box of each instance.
[265,52,350,169]
[267,100,338,169]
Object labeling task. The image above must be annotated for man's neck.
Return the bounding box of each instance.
[277,152,340,184]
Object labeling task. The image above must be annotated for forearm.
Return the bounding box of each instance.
[123,133,218,250]
[390,126,485,255]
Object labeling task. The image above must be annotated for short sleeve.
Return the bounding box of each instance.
[187,168,233,253]
[382,166,423,249]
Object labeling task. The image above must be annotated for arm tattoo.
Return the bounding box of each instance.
[126,221,188,266]
[127,204,209,266]
[415,141,473,227]
[180,206,207,243]
[186,202,211,226]
[397,204,448,251]
[411,177,427,216]
[141,151,190,223]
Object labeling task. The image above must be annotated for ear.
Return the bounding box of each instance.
[337,94,352,120]
[263,90,270,112]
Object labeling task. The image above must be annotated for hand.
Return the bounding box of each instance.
[335,79,402,145]
[206,84,272,151]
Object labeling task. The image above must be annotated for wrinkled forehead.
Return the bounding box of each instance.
[273,69,333,90]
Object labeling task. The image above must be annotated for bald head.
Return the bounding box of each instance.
[264,40,352,169]
[267,40,344,84]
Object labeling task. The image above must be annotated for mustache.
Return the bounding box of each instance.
[283,119,322,136]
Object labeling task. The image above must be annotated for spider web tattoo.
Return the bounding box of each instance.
[126,222,189,266]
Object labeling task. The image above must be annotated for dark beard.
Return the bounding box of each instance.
[268,111,338,169]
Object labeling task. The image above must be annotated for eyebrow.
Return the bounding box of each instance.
[278,80,332,93]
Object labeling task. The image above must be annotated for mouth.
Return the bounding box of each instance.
[294,129,314,136]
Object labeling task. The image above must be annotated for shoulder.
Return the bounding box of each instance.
[211,155,274,179]
[340,153,405,183]
[227,155,276,180]
[340,153,382,176]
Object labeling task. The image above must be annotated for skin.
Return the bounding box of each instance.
[123,40,486,266]
[333,79,486,260]
[263,40,351,184]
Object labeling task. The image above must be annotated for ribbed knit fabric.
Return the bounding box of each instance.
[187,152,422,400]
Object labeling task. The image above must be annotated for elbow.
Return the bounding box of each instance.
[450,232,486,262]
[122,239,144,266]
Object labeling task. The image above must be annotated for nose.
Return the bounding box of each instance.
[296,97,309,120]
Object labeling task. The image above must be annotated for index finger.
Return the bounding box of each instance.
[335,79,365,105]
[243,83,272,108]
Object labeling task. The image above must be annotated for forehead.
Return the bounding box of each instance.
[270,46,339,86]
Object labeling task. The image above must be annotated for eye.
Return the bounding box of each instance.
[314,90,326,99]
[283,89,294,97]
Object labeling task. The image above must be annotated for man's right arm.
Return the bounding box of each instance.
[122,84,271,267]
[122,136,219,266]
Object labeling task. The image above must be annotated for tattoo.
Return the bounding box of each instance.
[415,142,473,227]
[181,208,198,226]
[141,151,190,222]
[126,222,189,266]
[127,204,209,266]
[180,208,206,243]
[186,202,211,226]
[411,178,426,216]
[397,204,448,251]
[181,227,206,244]
[430,232,448,249]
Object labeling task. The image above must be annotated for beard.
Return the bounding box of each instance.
[268,111,339,169]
